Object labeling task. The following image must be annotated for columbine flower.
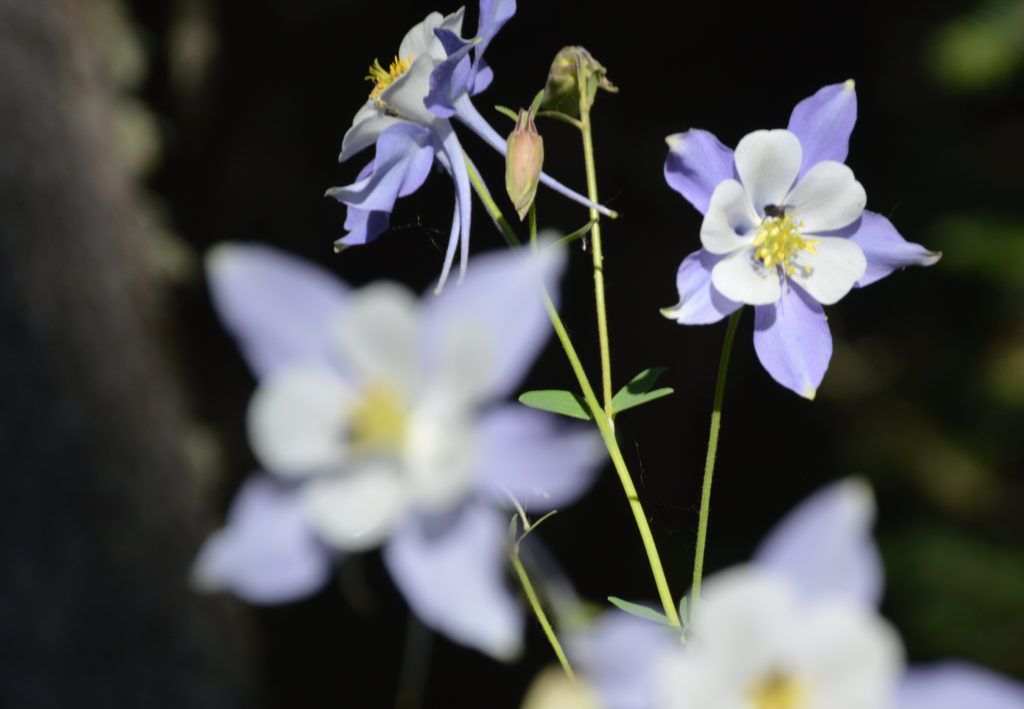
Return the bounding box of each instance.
[192,242,603,659]
[327,1,614,292]
[559,480,1024,709]
[662,81,941,398]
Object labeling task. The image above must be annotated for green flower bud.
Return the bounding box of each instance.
[541,46,617,117]
[505,106,544,221]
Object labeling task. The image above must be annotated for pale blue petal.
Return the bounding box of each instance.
[468,0,517,95]
[337,203,390,247]
[434,121,473,291]
[474,405,603,512]
[383,503,524,660]
[421,242,566,400]
[661,249,741,325]
[787,80,858,179]
[191,474,331,604]
[837,210,942,287]
[325,122,434,212]
[424,28,474,118]
[896,662,1024,709]
[205,243,349,379]
[568,610,678,709]
[451,94,617,218]
[664,129,736,215]
[752,285,832,399]
[753,478,884,607]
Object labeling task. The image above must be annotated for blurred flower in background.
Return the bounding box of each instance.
[192,242,603,659]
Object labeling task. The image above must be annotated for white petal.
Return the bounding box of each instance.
[785,160,866,233]
[339,102,400,164]
[404,396,478,513]
[330,282,420,398]
[303,463,409,551]
[790,236,867,305]
[711,248,782,305]
[397,9,462,60]
[382,56,442,126]
[247,367,352,477]
[700,179,760,255]
[734,129,802,213]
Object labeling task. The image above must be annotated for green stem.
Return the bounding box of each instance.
[690,309,742,625]
[510,545,575,680]
[578,100,613,419]
[467,153,680,629]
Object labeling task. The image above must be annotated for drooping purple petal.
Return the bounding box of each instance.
[568,611,678,709]
[325,122,434,212]
[753,478,884,607]
[468,0,517,95]
[787,80,857,179]
[838,210,942,287]
[664,129,736,215]
[205,243,349,379]
[424,28,475,118]
[752,284,832,399]
[191,474,331,604]
[896,662,1024,709]
[474,405,603,511]
[662,249,742,325]
[451,94,617,218]
[434,121,473,291]
[337,203,391,247]
[420,242,566,401]
[383,503,524,660]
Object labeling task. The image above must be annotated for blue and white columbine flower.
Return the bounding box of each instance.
[662,81,940,398]
[327,1,614,292]
[192,242,603,660]
[558,480,1024,709]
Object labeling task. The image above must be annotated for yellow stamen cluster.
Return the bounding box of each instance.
[366,54,412,110]
[347,380,407,453]
[748,672,806,709]
[752,209,818,277]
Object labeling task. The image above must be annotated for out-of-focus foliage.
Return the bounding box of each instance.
[927,0,1024,92]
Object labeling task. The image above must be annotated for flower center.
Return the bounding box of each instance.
[748,671,806,709]
[347,380,407,453]
[366,55,412,112]
[752,206,818,277]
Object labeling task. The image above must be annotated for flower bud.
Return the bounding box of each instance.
[541,46,617,117]
[505,107,544,221]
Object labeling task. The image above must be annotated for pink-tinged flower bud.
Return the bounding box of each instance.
[505,107,544,221]
[541,46,617,117]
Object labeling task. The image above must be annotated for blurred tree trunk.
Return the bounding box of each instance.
[0,2,255,706]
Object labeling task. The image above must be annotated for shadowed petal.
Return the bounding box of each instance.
[664,129,735,215]
[700,179,760,255]
[424,28,474,118]
[897,662,1024,709]
[474,405,603,512]
[337,203,391,248]
[843,211,942,287]
[192,475,331,604]
[434,121,473,292]
[753,285,831,398]
[326,123,434,212]
[421,242,566,402]
[787,80,857,179]
[384,503,524,660]
[734,129,802,214]
[339,102,401,164]
[205,243,350,379]
[661,249,742,325]
[754,478,884,607]
[468,0,517,95]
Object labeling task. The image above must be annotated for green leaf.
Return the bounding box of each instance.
[519,389,592,420]
[611,367,674,415]
[677,596,689,629]
[607,597,674,626]
[493,104,519,122]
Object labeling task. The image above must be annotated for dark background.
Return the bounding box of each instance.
[2,0,1023,706]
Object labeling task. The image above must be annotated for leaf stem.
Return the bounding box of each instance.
[510,540,575,680]
[689,309,742,624]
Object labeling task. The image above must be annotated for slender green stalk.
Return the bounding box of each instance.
[467,153,681,629]
[510,545,575,680]
[689,309,742,625]
[578,100,613,419]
